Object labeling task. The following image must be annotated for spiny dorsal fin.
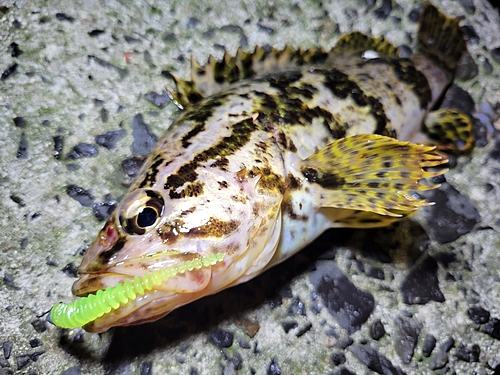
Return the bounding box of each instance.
[165,32,400,109]
[332,31,400,58]
[165,44,335,108]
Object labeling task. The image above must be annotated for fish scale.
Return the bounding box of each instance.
[48,2,473,332]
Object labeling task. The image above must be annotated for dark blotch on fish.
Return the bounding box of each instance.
[165,117,255,195]
[98,237,127,264]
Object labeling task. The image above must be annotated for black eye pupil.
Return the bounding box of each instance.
[137,207,157,228]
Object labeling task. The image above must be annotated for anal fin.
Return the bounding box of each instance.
[301,134,447,221]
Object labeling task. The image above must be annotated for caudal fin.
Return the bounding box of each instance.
[417,2,466,74]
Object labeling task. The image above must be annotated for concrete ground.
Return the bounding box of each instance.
[1,0,500,374]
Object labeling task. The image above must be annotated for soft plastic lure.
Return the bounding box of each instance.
[48,253,224,329]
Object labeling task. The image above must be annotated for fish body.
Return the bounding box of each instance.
[50,3,472,332]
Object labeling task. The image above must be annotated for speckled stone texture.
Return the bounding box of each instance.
[1,0,500,374]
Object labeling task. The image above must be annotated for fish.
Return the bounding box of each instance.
[48,2,473,333]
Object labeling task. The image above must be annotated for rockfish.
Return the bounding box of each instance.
[49,2,473,332]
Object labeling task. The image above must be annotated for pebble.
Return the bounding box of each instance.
[16,133,28,159]
[66,143,98,159]
[400,255,445,304]
[61,366,82,375]
[1,63,18,80]
[267,357,281,375]
[482,318,500,340]
[145,92,170,108]
[209,328,234,348]
[66,185,94,207]
[132,114,158,156]
[422,334,437,357]
[350,345,405,374]
[467,306,490,324]
[310,262,374,334]
[370,320,386,340]
[455,344,480,362]
[422,181,481,244]
[395,317,421,364]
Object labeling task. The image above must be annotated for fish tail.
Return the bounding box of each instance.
[417,2,466,74]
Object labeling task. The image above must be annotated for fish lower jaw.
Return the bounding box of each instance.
[82,289,206,333]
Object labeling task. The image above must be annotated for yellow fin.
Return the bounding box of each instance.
[164,45,336,108]
[424,109,474,151]
[301,134,447,218]
[417,2,466,73]
[332,31,400,58]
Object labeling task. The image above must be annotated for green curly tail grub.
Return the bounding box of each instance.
[48,253,224,329]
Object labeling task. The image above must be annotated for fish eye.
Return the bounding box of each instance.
[137,207,157,228]
[119,190,164,235]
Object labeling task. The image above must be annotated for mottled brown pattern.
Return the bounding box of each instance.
[165,117,256,196]
[282,199,308,222]
[249,166,285,194]
[185,218,240,238]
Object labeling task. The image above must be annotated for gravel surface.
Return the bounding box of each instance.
[1,0,500,374]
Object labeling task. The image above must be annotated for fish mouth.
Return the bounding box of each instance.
[72,272,129,297]
[69,272,179,332]
[81,289,180,333]
[62,253,225,332]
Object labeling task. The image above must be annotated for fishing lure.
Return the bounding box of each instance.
[48,253,224,328]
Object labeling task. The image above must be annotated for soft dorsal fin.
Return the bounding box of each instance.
[332,31,400,58]
[165,44,336,108]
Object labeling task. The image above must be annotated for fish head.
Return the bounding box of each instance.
[72,166,282,332]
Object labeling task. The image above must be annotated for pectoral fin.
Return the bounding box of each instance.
[301,134,447,218]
